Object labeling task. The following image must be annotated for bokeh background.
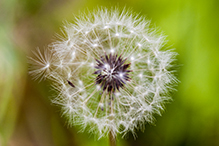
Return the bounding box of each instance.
[1,0,219,146]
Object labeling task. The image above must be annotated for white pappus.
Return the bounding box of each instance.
[29,7,178,139]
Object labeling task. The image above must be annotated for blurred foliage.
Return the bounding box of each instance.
[0,0,219,146]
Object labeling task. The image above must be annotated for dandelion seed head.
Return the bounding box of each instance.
[29,7,178,138]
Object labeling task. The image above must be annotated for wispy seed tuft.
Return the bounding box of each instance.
[29,7,178,139]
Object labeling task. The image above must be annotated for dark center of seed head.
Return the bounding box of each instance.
[93,53,132,93]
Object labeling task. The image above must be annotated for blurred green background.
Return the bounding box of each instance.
[0,0,219,146]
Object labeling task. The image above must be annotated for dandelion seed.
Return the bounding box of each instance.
[29,7,178,140]
[28,48,53,81]
[67,80,75,88]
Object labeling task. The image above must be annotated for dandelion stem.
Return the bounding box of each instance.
[109,93,116,146]
[109,130,116,146]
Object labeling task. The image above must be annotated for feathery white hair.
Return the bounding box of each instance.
[29,7,178,139]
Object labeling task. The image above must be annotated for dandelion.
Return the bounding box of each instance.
[29,7,178,145]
